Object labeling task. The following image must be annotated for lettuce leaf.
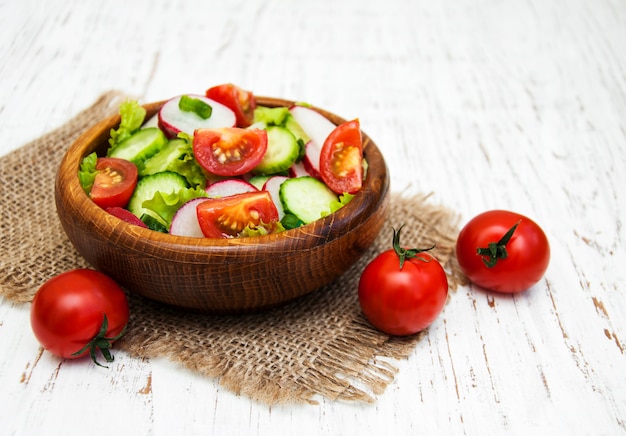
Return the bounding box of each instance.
[329,192,354,214]
[253,106,289,126]
[238,221,286,238]
[109,100,146,148]
[141,187,208,229]
[78,152,98,194]
[140,133,207,188]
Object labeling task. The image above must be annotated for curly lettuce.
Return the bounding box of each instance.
[109,100,146,148]
[78,152,98,194]
[141,187,208,230]
[140,134,207,189]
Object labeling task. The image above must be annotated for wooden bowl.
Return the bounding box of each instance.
[55,97,390,313]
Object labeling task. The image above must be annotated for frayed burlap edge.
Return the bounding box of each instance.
[0,91,130,303]
[0,92,466,406]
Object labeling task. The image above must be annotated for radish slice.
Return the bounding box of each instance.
[106,207,148,228]
[262,176,288,220]
[142,113,160,129]
[205,178,258,198]
[289,105,336,147]
[288,161,311,178]
[159,95,236,138]
[170,198,209,237]
[288,105,336,179]
[302,141,322,179]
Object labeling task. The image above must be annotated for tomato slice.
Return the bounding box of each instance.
[196,191,279,238]
[205,83,256,127]
[90,157,138,209]
[193,127,267,177]
[319,119,364,194]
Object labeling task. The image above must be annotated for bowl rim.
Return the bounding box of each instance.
[55,96,390,258]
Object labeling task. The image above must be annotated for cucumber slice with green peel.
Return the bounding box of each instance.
[279,176,338,224]
[140,213,169,233]
[127,171,189,223]
[108,127,167,169]
[253,126,300,175]
[248,175,271,190]
[284,113,310,145]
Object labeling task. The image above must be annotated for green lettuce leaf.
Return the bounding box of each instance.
[238,221,286,238]
[78,152,98,194]
[109,100,146,148]
[141,135,207,189]
[141,187,208,229]
[329,192,354,214]
[253,106,290,126]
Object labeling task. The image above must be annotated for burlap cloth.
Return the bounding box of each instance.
[0,92,465,405]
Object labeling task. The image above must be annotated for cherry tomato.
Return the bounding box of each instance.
[30,269,129,367]
[456,210,550,293]
[193,127,267,176]
[358,226,449,336]
[89,157,138,209]
[319,119,364,194]
[206,83,256,128]
[196,191,279,238]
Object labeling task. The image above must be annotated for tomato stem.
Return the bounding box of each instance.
[392,225,436,270]
[71,314,127,368]
[476,220,521,268]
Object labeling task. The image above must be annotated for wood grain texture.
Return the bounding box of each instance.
[1,0,625,434]
[54,98,389,312]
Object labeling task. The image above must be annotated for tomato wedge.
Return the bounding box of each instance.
[193,127,267,176]
[196,191,279,238]
[206,83,256,127]
[89,157,138,209]
[319,119,363,194]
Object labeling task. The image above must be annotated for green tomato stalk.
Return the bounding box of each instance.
[71,314,127,368]
[476,220,521,268]
[392,225,436,270]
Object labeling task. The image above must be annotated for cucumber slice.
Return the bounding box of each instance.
[108,127,167,169]
[279,176,338,224]
[127,171,189,224]
[254,126,299,175]
[248,175,271,190]
[284,113,310,145]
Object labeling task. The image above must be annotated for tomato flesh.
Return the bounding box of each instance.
[193,127,267,176]
[196,191,279,238]
[456,210,550,293]
[90,157,138,209]
[206,83,256,128]
[320,119,363,194]
[30,269,129,360]
[358,250,448,336]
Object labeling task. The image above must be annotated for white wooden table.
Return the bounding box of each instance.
[2,0,625,434]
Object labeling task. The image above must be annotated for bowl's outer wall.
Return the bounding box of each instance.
[55,98,390,313]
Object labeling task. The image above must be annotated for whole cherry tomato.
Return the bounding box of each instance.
[456,210,550,293]
[358,226,449,336]
[30,269,129,367]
